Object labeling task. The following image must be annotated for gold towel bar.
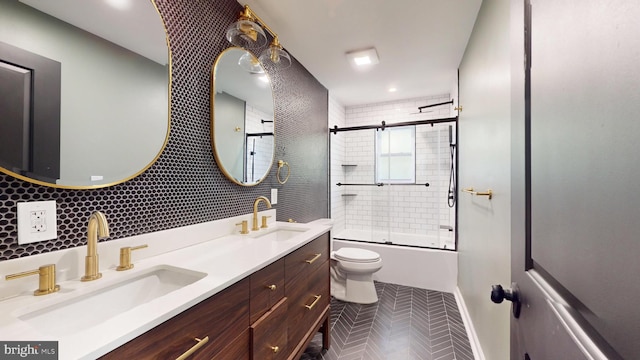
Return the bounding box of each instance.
[463,187,493,200]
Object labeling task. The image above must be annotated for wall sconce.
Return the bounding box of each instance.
[226,5,292,70]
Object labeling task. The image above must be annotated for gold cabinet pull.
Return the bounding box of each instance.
[267,284,277,291]
[305,253,322,264]
[305,295,322,310]
[176,336,209,360]
[271,345,280,353]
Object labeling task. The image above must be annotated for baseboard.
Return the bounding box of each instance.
[454,287,485,360]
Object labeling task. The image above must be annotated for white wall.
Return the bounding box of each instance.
[457,0,512,359]
[329,94,346,235]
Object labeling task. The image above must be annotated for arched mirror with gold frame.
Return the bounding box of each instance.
[211,47,275,186]
[0,0,170,189]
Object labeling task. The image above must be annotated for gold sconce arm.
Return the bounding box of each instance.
[277,160,290,184]
[241,5,276,39]
[228,5,291,69]
[463,187,493,200]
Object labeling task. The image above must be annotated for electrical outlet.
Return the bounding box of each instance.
[17,201,57,244]
[30,210,47,233]
[271,188,278,204]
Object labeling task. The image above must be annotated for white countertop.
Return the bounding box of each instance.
[0,212,332,360]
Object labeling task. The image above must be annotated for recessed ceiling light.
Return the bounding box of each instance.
[346,48,379,69]
[105,0,131,11]
[388,87,397,92]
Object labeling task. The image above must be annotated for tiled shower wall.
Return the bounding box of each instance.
[330,95,455,237]
[244,105,274,183]
[0,0,329,261]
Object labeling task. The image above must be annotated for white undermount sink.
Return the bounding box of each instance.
[16,265,206,336]
[253,226,310,241]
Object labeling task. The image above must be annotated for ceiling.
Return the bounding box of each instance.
[240,0,482,106]
[20,0,482,107]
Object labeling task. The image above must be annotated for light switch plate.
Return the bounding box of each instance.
[271,188,278,205]
[17,200,57,244]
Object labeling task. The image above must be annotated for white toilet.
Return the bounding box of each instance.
[330,247,383,304]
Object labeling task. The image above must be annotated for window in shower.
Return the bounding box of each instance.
[375,126,415,184]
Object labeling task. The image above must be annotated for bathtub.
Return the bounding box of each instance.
[332,230,458,293]
[334,228,456,249]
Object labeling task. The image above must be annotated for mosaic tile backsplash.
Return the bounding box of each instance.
[0,0,329,261]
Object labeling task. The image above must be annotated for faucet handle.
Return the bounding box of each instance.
[236,220,249,234]
[261,215,271,228]
[116,244,148,271]
[5,264,60,296]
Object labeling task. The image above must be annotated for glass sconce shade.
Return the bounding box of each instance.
[238,51,265,73]
[259,43,291,69]
[226,19,267,49]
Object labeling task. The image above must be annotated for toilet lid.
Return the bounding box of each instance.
[334,248,380,263]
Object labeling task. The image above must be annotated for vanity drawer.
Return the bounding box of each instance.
[306,261,330,324]
[284,232,329,283]
[212,329,250,360]
[250,297,288,360]
[100,277,250,360]
[250,258,285,323]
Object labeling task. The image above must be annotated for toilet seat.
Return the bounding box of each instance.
[334,248,380,263]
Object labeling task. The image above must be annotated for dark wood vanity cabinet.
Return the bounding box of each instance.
[100,277,251,360]
[100,232,329,360]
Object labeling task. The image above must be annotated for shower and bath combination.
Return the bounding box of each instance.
[330,99,458,250]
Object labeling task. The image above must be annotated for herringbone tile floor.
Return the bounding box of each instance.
[303,282,474,360]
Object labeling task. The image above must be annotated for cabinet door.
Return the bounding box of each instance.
[305,261,330,327]
[250,258,285,324]
[251,297,288,360]
[100,278,250,360]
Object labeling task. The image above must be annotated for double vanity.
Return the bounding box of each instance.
[0,209,332,360]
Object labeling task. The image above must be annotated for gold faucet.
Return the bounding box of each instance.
[252,196,272,231]
[81,211,109,281]
[5,264,60,296]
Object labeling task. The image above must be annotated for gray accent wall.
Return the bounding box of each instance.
[457,0,512,359]
[0,0,329,261]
